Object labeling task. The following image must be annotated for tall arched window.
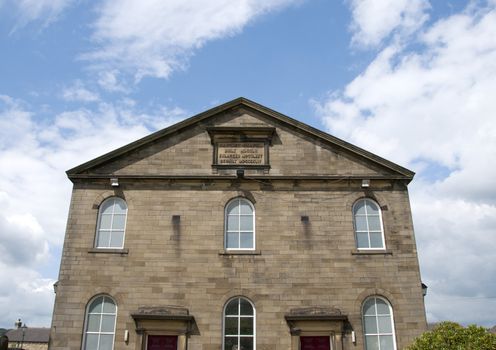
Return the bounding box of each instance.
[353,198,385,249]
[95,197,127,248]
[225,198,255,250]
[83,295,117,350]
[362,296,397,350]
[223,297,255,350]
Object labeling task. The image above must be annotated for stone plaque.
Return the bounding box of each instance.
[217,142,265,165]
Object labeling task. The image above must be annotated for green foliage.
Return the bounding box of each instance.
[407,321,496,350]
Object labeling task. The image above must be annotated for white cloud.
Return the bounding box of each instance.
[84,0,298,81]
[0,94,186,328]
[0,210,50,266]
[0,261,55,328]
[315,2,496,326]
[412,185,496,303]
[348,0,430,48]
[62,80,100,102]
[6,0,74,30]
[97,70,129,93]
[426,291,496,326]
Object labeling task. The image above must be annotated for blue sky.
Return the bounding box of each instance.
[1,0,495,329]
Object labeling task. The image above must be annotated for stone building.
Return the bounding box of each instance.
[5,327,50,350]
[49,98,427,350]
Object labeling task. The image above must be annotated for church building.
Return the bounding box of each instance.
[49,98,427,350]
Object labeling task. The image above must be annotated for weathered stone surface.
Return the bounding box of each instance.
[50,99,426,350]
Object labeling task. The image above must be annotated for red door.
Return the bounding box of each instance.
[300,336,330,350]
[147,335,177,350]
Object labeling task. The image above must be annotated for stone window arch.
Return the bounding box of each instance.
[353,198,385,249]
[82,295,117,350]
[95,197,128,248]
[362,296,397,350]
[225,198,255,250]
[223,297,256,350]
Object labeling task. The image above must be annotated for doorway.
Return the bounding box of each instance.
[147,335,178,350]
[300,336,331,350]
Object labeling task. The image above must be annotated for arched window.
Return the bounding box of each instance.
[95,197,127,248]
[362,296,397,350]
[225,198,255,250]
[83,295,117,350]
[223,297,255,350]
[353,198,385,249]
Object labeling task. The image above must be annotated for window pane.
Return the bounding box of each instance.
[240,232,253,249]
[85,334,99,350]
[224,317,238,335]
[354,201,366,215]
[364,315,378,334]
[376,299,390,315]
[356,232,369,248]
[112,214,126,230]
[87,314,101,332]
[240,299,253,315]
[240,317,253,335]
[100,200,114,214]
[366,200,379,214]
[99,215,112,229]
[99,334,114,350]
[226,232,239,249]
[102,299,116,313]
[378,316,392,333]
[379,335,394,350]
[365,335,379,350]
[227,216,239,231]
[368,216,381,231]
[355,216,368,231]
[101,315,115,332]
[109,231,124,248]
[240,216,253,231]
[239,201,252,215]
[97,231,110,247]
[89,297,103,313]
[240,337,253,350]
[225,299,238,315]
[363,299,376,316]
[113,199,127,214]
[227,201,239,215]
[224,337,237,350]
[369,232,383,248]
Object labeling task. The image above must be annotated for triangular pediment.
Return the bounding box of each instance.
[67,98,413,181]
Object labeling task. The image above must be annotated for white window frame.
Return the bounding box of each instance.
[362,296,397,350]
[224,198,255,250]
[95,197,128,249]
[222,297,256,350]
[82,295,117,350]
[353,198,386,250]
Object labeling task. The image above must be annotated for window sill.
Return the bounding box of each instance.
[88,248,129,255]
[351,249,392,256]
[218,250,261,256]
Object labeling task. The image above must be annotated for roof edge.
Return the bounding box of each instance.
[67,174,412,181]
[240,98,414,178]
[66,97,414,178]
[66,98,247,175]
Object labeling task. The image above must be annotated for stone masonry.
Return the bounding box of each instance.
[49,98,427,350]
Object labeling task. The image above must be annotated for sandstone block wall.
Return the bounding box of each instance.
[50,180,426,350]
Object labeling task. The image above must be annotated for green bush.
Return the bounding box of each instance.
[406,321,496,350]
